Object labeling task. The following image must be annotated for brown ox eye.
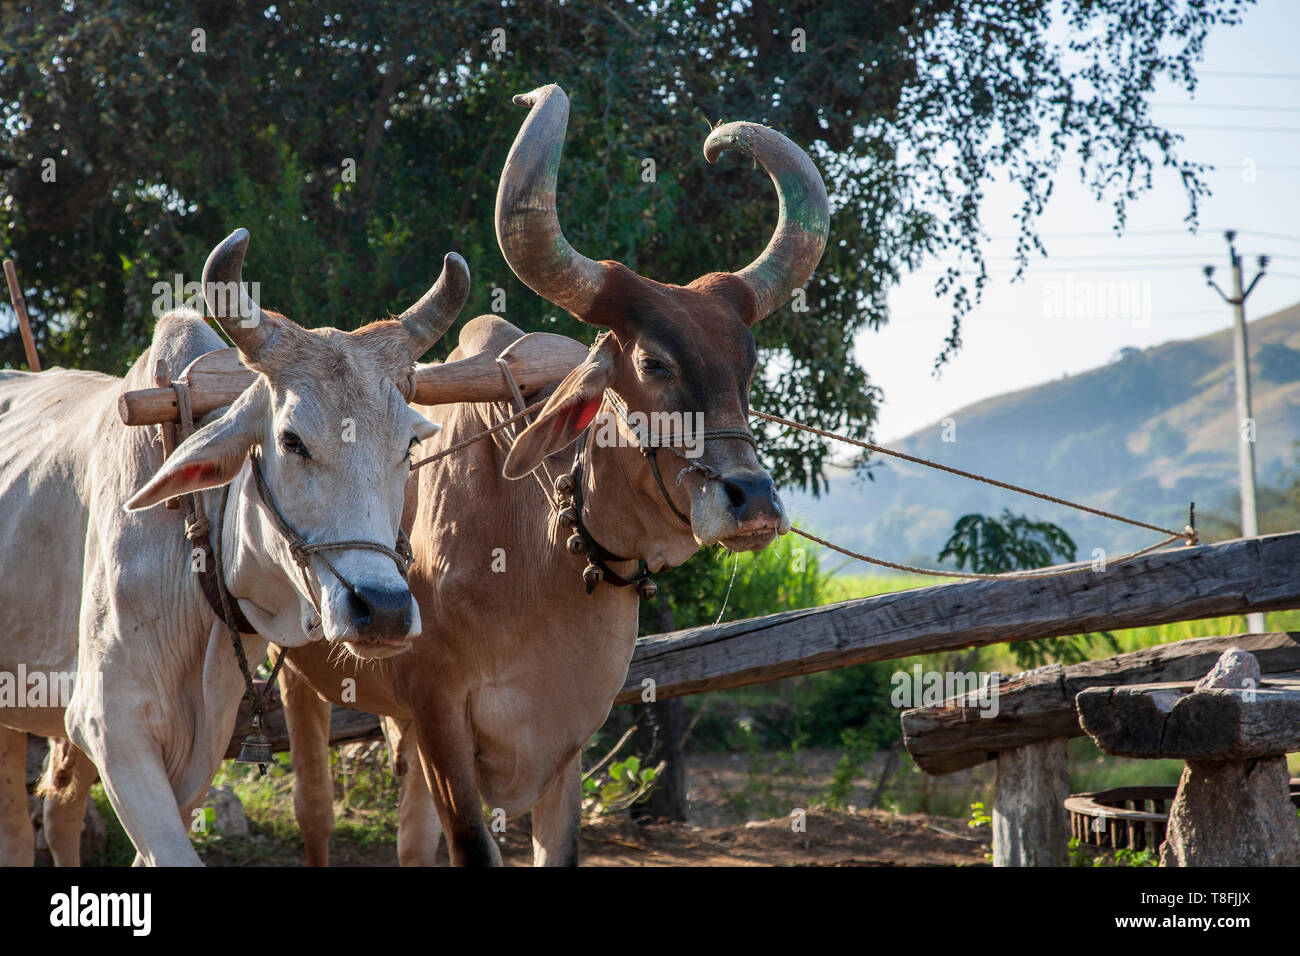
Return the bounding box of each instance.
[280,431,310,459]
[639,356,670,377]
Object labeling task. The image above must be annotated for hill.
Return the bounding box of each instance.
[786,303,1300,569]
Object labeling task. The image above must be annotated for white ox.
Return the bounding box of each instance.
[0,229,468,865]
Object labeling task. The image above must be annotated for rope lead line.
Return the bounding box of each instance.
[752,409,1198,581]
[750,410,1191,541]
[791,527,1184,582]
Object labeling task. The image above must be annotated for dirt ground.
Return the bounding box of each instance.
[199,806,989,868]
[197,749,992,867]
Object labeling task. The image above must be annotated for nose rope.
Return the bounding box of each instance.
[247,451,413,624]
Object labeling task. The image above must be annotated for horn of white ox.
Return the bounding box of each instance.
[202,228,276,361]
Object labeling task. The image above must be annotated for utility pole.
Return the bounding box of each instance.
[1204,231,1268,634]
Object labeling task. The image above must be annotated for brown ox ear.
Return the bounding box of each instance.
[502,336,617,480]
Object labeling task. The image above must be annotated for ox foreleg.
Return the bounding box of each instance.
[0,726,35,866]
[67,693,203,866]
[41,737,98,866]
[382,716,443,866]
[530,753,581,867]
[279,660,336,867]
[411,698,501,866]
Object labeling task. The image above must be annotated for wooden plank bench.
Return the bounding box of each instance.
[1078,649,1300,865]
[898,632,1300,866]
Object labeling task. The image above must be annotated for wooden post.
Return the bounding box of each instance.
[3,259,40,371]
[631,599,688,821]
[992,738,1069,867]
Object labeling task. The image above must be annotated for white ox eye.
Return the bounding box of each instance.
[280,431,311,459]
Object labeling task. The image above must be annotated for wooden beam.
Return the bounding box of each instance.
[615,531,1300,706]
[118,333,586,426]
[1077,670,1300,760]
[901,632,1300,775]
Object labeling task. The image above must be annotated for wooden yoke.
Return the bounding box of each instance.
[117,331,588,426]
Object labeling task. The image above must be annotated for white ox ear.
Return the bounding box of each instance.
[124,380,269,511]
[409,406,441,442]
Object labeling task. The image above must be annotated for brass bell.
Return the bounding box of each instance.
[236,730,273,773]
[583,563,603,594]
[558,507,578,528]
[554,473,574,495]
[636,576,658,600]
[566,533,586,555]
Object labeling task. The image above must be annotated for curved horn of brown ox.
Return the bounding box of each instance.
[703,122,830,323]
[202,228,276,361]
[398,251,471,361]
[495,84,610,320]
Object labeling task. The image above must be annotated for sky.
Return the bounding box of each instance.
[866,0,1300,444]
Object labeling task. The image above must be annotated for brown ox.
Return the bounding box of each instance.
[278,83,828,865]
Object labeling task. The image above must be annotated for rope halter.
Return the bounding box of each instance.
[247,450,413,625]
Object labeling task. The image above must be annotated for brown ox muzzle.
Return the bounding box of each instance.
[687,459,789,552]
[716,469,787,551]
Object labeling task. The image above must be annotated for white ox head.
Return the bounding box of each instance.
[126,228,468,659]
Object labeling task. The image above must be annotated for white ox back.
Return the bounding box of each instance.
[0,315,245,864]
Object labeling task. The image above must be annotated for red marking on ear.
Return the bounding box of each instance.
[180,462,218,484]
[573,396,601,431]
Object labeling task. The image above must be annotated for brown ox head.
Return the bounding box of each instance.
[498,84,828,554]
[126,229,469,658]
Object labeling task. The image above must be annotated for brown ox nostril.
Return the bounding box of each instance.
[722,472,779,523]
[348,585,412,637]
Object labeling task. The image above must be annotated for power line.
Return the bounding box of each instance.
[1198,70,1300,80]
[1210,164,1300,172]
[1169,124,1300,132]
[1153,102,1300,112]
[984,228,1191,239]
[916,264,1222,275]
[981,229,1300,243]
[986,252,1218,261]
[1237,230,1300,244]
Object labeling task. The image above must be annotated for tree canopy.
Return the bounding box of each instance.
[0,0,1248,492]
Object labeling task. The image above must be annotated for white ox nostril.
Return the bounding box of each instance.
[347,584,414,638]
